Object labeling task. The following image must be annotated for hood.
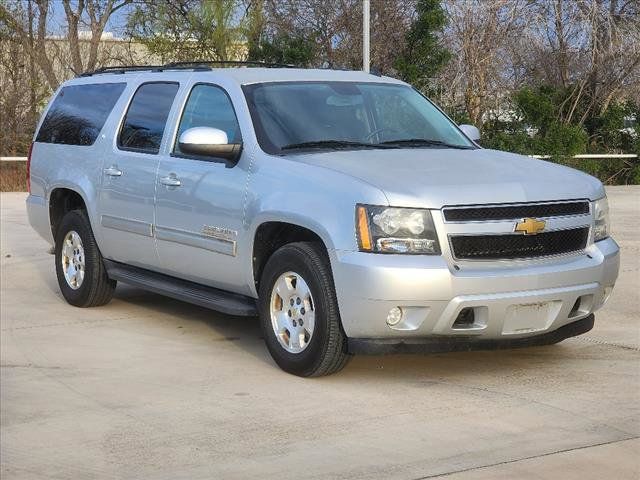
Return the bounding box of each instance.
[290,148,604,208]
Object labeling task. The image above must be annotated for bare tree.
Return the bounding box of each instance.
[438,0,528,126]
[578,0,640,118]
[1,0,131,90]
[0,0,137,155]
[262,0,414,71]
[517,0,640,124]
[0,15,36,155]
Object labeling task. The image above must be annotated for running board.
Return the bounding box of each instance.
[104,260,257,316]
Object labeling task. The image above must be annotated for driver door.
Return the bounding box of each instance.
[154,83,247,292]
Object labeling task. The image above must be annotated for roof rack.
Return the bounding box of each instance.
[79,65,166,76]
[164,60,295,69]
[79,60,295,77]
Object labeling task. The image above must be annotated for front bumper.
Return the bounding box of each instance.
[330,237,619,341]
[349,314,594,354]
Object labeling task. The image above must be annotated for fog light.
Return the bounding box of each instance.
[386,307,403,326]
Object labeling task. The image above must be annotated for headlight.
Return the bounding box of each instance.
[593,196,610,242]
[356,205,441,254]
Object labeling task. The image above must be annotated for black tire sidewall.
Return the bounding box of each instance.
[259,245,337,376]
[54,210,103,307]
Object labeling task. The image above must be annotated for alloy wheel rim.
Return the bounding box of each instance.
[61,230,85,290]
[269,271,315,354]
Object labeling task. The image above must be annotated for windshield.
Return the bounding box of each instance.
[242,81,475,154]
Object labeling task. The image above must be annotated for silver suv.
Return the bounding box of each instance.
[27,63,620,376]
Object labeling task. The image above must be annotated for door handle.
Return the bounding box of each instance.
[104,166,122,177]
[160,174,181,187]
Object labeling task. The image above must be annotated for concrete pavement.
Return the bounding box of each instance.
[1,187,639,479]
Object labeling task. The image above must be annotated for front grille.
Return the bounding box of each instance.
[444,201,589,222]
[450,227,589,260]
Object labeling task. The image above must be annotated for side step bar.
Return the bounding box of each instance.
[104,260,257,316]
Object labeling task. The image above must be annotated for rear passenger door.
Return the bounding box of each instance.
[98,82,179,268]
[154,83,248,292]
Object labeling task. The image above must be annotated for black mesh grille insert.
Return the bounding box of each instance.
[444,201,589,222]
[450,227,589,260]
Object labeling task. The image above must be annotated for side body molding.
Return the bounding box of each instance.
[155,225,237,257]
[100,215,153,237]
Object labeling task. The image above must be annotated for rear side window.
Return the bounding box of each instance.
[118,82,179,154]
[36,83,126,146]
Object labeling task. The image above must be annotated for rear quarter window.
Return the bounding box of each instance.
[36,83,126,146]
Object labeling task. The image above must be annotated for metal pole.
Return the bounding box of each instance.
[363,0,370,73]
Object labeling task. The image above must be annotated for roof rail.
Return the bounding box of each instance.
[164,60,295,69]
[79,60,296,77]
[79,65,166,76]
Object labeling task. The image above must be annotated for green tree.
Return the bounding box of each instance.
[248,33,316,66]
[481,84,639,184]
[483,85,588,158]
[127,0,251,63]
[394,0,450,94]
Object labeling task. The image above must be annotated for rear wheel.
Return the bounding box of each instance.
[55,210,116,307]
[258,242,351,377]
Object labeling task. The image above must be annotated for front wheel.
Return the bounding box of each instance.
[258,242,351,377]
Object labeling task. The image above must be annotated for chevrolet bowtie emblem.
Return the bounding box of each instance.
[514,217,546,235]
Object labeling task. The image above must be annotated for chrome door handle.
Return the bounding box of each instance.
[104,166,122,177]
[160,175,181,187]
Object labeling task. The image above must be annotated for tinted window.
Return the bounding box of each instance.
[36,83,126,146]
[243,82,474,154]
[174,84,241,155]
[119,82,179,154]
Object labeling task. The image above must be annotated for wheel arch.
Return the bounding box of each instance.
[48,186,89,240]
[250,219,332,295]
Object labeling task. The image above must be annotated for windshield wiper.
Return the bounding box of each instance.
[380,138,474,149]
[281,140,395,151]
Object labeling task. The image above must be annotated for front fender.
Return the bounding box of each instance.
[241,156,388,295]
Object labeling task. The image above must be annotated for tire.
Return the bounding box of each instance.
[258,242,351,377]
[54,209,116,307]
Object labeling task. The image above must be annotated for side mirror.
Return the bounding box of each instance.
[178,127,242,163]
[459,124,480,142]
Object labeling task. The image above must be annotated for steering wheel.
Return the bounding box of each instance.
[363,127,402,142]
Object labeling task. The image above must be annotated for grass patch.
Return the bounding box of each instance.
[0,162,27,192]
